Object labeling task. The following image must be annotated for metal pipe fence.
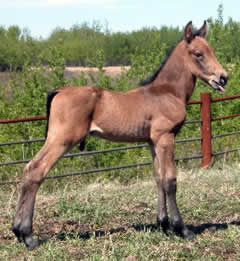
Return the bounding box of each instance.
[200,93,240,167]
[0,155,204,186]
[1,92,240,185]
[0,136,202,167]
[0,119,203,185]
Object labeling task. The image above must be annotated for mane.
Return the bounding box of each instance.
[141,26,201,86]
[140,45,175,86]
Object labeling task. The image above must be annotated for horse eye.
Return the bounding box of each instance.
[195,52,203,58]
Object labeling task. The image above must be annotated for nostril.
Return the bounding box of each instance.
[220,75,228,86]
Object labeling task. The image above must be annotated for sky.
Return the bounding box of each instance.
[0,0,239,39]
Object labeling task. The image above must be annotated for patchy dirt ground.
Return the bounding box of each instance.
[0,66,130,86]
[64,66,130,79]
[66,66,130,74]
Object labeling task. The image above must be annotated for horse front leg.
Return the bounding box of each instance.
[12,140,71,250]
[152,133,194,239]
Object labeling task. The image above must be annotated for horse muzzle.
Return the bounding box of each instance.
[209,73,228,92]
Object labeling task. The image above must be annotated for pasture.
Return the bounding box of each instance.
[1,13,240,258]
[0,164,240,260]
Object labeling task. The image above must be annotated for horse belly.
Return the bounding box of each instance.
[89,121,150,142]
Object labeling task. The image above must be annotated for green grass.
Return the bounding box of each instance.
[0,164,240,260]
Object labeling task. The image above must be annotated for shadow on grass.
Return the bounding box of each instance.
[41,218,239,244]
[132,222,229,236]
[56,226,127,241]
[189,219,240,235]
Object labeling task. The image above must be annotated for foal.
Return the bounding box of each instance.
[12,21,228,249]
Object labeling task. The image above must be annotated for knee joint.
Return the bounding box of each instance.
[23,161,43,185]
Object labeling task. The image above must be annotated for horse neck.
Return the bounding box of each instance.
[151,41,196,104]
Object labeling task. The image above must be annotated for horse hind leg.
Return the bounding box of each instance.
[12,137,75,250]
[149,143,169,233]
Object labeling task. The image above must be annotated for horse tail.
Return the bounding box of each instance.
[79,138,86,151]
[45,89,59,139]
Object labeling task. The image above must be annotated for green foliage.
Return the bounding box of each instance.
[0,21,182,69]
[87,49,105,71]
[207,4,240,63]
[0,25,39,70]
[128,41,167,82]
[45,46,67,88]
[0,46,68,175]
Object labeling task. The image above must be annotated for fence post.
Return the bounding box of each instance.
[200,93,212,168]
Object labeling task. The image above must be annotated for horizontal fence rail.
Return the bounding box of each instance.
[0,136,202,167]
[0,154,203,186]
[0,138,45,147]
[0,116,46,124]
[211,93,240,103]
[212,130,240,139]
[1,92,240,185]
[212,113,240,122]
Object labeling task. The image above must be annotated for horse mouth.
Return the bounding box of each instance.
[210,80,226,92]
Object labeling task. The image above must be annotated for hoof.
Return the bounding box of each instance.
[11,225,40,250]
[181,227,195,240]
[157,216,170,234]
[169,217,195,240]
[12,225,23,243]
[173,225,195,240]
[25,236,40,250]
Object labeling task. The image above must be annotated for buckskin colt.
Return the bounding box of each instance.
[12,21,228,250]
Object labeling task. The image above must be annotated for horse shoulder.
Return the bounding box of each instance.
[150,94,186,141]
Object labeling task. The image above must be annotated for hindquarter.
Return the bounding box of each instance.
[47,86,101,144]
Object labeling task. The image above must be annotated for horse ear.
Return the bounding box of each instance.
[198,20,207,38]
[184,21,193,43]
